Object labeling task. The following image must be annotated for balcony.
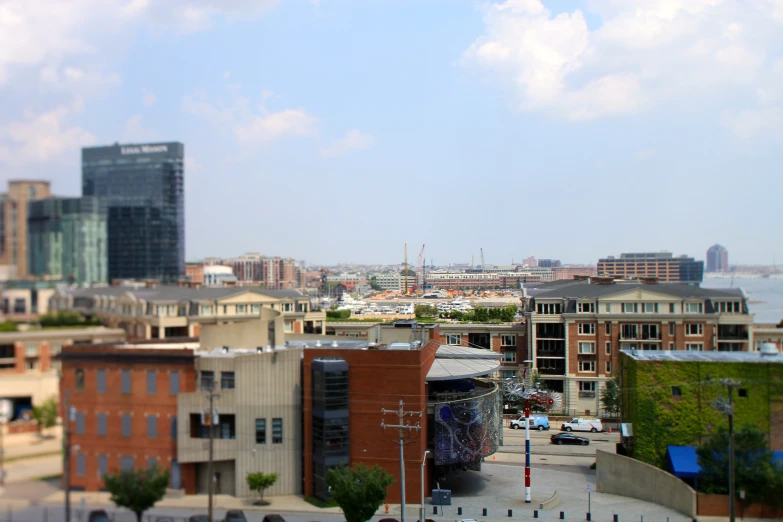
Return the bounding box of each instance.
[537,364,565,376]
[718,325,748,341]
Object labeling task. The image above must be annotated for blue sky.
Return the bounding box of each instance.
[1,0,781,266]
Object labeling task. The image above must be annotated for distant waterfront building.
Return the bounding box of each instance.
[537,259,561,268]
[597,252,703,283]
[706,244,729,273]
[27,197,107,284]
[0,180,52,278]
[224,253,300,289]
[82,142,184,283]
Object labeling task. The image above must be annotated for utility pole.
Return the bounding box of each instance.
[712,378,740,522]
[203,382,220,522]
[381,400,422,522]
[63,390,72,522]
[0,404,6,488]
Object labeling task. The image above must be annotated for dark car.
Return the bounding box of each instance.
[551,433,590,446]
[87,510,111,522]
[224,510,247,522]
[262,515,286,522]
[155,518,175,522]
[188,516,210,522]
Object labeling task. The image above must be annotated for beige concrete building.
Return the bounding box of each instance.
[50,285,327,341]
[176,346,303,497]
[0,326,126,420]
[0,180,52,277]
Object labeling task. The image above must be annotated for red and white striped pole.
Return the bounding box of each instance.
[525,398,531,503]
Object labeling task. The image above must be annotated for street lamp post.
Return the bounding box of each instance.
[420,450,430,522]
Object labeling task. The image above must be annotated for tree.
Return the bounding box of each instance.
[247,472,278,505]
[697,426,783,507]
[103,465,169,522]
[32,396,58,433]
[369,276,382,291]
[600,377,621,417]
[326,464,393,522]
[414,304,438,318]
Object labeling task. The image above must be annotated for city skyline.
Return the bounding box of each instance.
[0,1,781,265]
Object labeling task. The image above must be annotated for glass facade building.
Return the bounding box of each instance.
[82,142,184,282]
[27,197,107,284]
[311,358,349,500]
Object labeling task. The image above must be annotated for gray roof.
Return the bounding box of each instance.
[426,344,502,380]
[621,349,783,363]
[528,280,745,300]
[61,285,305,303]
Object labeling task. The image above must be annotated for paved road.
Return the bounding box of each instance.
[502,426,619,458]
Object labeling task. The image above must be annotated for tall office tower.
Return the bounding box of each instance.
[706,244,729,273]
[597,252,704,283]
[27,197,107,284]
[82,142,184,282]
[0,181,52,278]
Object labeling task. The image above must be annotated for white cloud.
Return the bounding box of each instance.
[182,90,317,144]
[722,106,783,140]
[0,102,96,164]
[234,109,317,143]
[142,90,157,107]
[320,129,376,158]
[122,114,156,142]
[463,0,783,122]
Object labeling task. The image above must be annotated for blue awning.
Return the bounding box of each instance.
[668,445,783,479]
[668,446,700,479]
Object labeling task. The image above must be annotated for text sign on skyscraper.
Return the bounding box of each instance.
[82,142,185,283]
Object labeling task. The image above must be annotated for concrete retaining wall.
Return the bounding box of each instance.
[595,450,696,517]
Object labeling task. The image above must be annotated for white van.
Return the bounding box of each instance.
[560,418,603,433]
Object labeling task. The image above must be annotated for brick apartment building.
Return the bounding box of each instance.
[524,277,753,415]
[59,345,197,491]
[597,252,704,283]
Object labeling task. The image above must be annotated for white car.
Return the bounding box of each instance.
[561,418,603,433]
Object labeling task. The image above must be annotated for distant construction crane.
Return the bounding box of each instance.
[404,243,408,294]
[480,248,485,273]
[417,244,425,292]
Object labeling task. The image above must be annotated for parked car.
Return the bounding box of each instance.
[188,516,209,522]
[551,433,590,446]
[262,515,286,522]
[224,510,247,522]
[510,414,549,431]
[560,417,603,433]
[87,511,111,522]
[155,518,175,522]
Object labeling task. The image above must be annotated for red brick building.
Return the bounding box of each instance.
[59,345,197,491]
[302,339,503,505]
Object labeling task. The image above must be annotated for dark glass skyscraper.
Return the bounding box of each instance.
[82,142,184,282]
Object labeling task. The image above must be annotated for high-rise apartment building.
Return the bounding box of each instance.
[597,252,703,283]
[706,244,729,273]
[82,142,184,282]
[0,181,52,278]
[226,253,300,289]
[27,197,107,284]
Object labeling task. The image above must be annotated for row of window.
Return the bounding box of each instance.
[111,301,305,317]
[255,418,284,444]
[200,371,235,391]
[75,454,180,485]
[577,361,612,373]
[74,411,176,439]
[575,323,705,337]
[576,302,733,314]
[75,369,181,395]
[445,334,518,346]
